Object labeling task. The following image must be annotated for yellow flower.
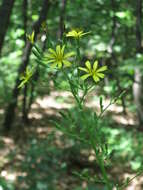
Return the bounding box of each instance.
[79,60,107,82]
[44,45,75,68]
[18,67,33,88]
[41,21,47,31]
[27,31,35,44]
[66,29,90,39]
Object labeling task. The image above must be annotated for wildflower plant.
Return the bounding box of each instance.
[19,27,143,190]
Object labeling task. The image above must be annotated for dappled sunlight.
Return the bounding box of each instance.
[0,137,15,164]
[113,115,136,126]
[87,94,137,126]
[29,112,43,119]
[36,95,72,110]
[32,89,136,129]
[36,91,72,109]
[0,109,4,115]
[123,173,143,190]
[1,170,16,181]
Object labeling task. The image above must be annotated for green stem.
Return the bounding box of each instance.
[70,85,82,109]
[90,129,112,190]
[118,169,143,190]
[76,38,81,61]
[94,147,112,189]
[75,38,81,86]
[98,89,127,119]
[62,68,82,109]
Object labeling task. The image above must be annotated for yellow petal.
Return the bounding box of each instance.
[78,67,88,73]
[93,61,98,71]
[18,81,26,88]
[78,31,83,37]
[85,61,91,71]
[44,53,55,59]
[66,30,80,38]
[31,31,35,43]
[64,52,75,59]
[46,59,55,64]
[63,60,71,67]
[93,74,100,82]
[80,31,91,37]
[56,45,61,55]
[51,62,57,68]
[81,74,91,81]
[96,66,107,72]
[57,61,62,68]
[66,31,75,37]
[61,45,65,55]
[96,73,105,78]
[48,48,57,57]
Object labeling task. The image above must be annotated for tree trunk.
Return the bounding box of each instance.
[0,0,15,55]
[27,0,67,118]
[57,0,67,39]
[22,0,29,123]
[133,0,143,127]
[3,0,50,131]
[108,0,127,114]
[22,0,28,43]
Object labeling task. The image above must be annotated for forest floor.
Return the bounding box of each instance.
[0,90,143,190]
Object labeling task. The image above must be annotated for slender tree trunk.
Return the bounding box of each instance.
[57,0,67,39]
[23,0,28,43]
[3,0,50,131]
[27,68,39,114]
[0,0,15,55]
[133,0,143,127]
[108,0,127,114]
[22,0,29,123]
[27,34,47,116]
[22,84,29,123]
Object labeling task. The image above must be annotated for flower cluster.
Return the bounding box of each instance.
[42,29,107,82]
[22,28,107,88]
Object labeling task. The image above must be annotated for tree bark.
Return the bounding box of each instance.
[0,0,15,55]
[108,0,127,114]
[133,0,143,127]
[3,0,50,131]
[22,0,29,123]
[22,0,28,43]
[57,0,67,39]
[27,36,47,116]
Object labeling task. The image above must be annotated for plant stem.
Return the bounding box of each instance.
[90,130,112,190]
[62,68,82,109]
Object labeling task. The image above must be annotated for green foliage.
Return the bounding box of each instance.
[0,177,14,190]
[17,134,65,190]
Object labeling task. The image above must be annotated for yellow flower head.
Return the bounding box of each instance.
[66,29,90,39]
[27,31,35,44]
[41,21,47,31]
[45,45,75,69]
[18,67,33,88]
[79,60,107,82]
